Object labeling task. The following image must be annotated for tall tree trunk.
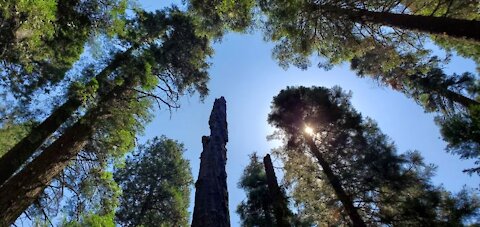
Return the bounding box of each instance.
[0,99,80,186]
[409,73,479,110]
[192,97,230,227]
[263,154,290,227]
[0,47,134,187]
[305,136,367,227]
[317,5,480,42]
[442,89,479,109]
[0,79,134,226]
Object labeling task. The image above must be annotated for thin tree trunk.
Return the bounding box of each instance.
[0,47,134,187]
[0,79,134,226]
[305,136,367,227]
[263,154,290,227]
[316,5,480,42]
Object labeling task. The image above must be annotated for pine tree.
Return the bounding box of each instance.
[0,8,213,225]
[114,136,193,227]
[237,153,296,227]
[0,0,128,98]
[268,86,480,225]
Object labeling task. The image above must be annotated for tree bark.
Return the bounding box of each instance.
[317,5,480,42]
[0,47,133,187]
[0,98,81,187]
[411,74,479,109]
[0,79,133,226]
[305,136,367,227]
[443,89,479,109]
[263,154,290,227]
[192,97,230,227]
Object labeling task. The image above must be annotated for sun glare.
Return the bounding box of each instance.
[304,126,314,135]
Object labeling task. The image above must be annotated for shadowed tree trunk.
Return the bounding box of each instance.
[0,46,135,187]
[305,136,367,227]
[0,79,134,226]
[443,89,479,109]
[192,97,230,227]
[263,154,291,227]
[310,4,480,42]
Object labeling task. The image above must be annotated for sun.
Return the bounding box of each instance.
[304,126,314,135]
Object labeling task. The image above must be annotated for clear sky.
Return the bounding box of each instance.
[138,1,479,226]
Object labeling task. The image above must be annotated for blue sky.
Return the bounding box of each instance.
[137,1,479,226]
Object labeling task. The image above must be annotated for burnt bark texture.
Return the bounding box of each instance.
[306,136,367,227]
[0,79,134,226]
[192,97,230,227]
[263,154,291,227]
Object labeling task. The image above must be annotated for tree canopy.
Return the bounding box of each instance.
[268,86,480,225]
[0,0,479,225]
[114,136,193,227]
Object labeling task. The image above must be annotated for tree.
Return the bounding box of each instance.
[0,0,128,98]
[268,86,480,225]
[255,0,480,174]
[114,136,193,227]
[0,8,213,225]
[188,0,256,38]
[351,49,479,112]
[351,47,480,173]
[259,0,478,70]
[403,0,480,72]
[437,104,480,174]
[0,5,212,187]
[263,154,292,227]
[0,120,35,157]
[237,153,295,227]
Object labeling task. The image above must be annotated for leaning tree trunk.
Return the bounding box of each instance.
[305,136,367,227]
[0,79,134,226]
[263,154,291,227]
[317,5,480,42]
[441,89,479,109]
[0,46,135,187]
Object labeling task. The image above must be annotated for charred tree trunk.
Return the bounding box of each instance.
[263,154,291,227]
[305,136,367,227]
[192,97,230,227]
[311,4,480,42]
[0,79,134,226]
[0,47,134,187]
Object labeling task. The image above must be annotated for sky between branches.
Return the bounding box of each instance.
[139,1,479,226]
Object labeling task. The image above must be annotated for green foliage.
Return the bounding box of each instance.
[69,78,100,104]
[0,121,35,156]
[438,104,480,174]
[351,45,480,173]
[188,0,256,38]
[404,0,480,72]
[351,49,478,114]
[62,212,115,227]
[259,0,428,70]
[16,7,216,225]
[114,136,193,227]
[0,0,129,99]
[268,86,480,225]
[237,153,278,226]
